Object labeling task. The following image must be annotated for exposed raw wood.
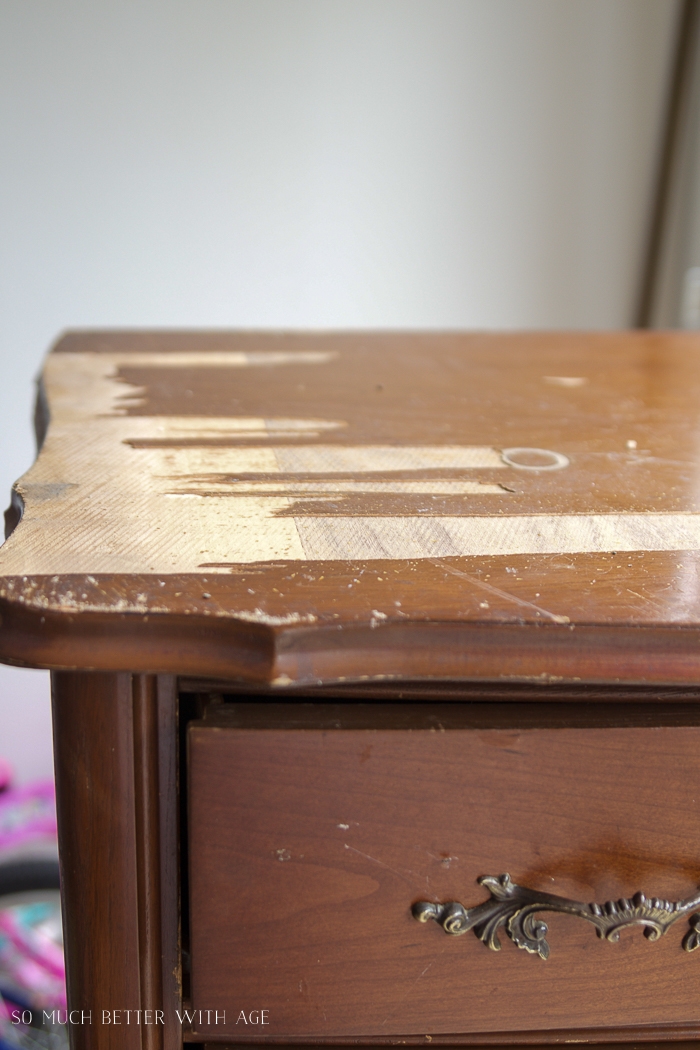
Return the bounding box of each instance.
[6,329,700,684]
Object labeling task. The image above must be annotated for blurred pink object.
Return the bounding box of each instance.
[0,907,66,1009]
[0,759,12,793]
[0,781,56,854]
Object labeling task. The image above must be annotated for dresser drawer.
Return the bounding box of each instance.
[187,704,700,1043]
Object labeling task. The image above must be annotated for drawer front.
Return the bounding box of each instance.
[187,718,700,1041]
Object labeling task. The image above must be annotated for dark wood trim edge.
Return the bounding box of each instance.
[193,1026,700,1046]
[133,675,165,1050]
[52,672,180,1049]
[156,674,183,1050]
[0,599,274,680]
[51,672,142,1050]
[14,610,700,687]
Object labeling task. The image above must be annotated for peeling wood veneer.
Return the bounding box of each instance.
[6,330,700,684]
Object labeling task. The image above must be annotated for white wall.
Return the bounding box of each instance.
[0,0,679,780]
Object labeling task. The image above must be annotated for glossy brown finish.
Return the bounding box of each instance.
[197,1039,700,1048]
[10,589,700,688]
[31,334,700,1050]
[156,675,182,1050]
[40,329,700,515]
[52,672,180,1050]
[187,711,700,1041]
[7,331,700,686]
[196,699,700,730]
[52,672,142,1050]
[133,676,164,1050]
[180,678,700,702]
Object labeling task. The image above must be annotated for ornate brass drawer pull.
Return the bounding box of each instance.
[412,873,700,960]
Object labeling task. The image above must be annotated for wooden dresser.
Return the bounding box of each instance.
[2,330,700,1049]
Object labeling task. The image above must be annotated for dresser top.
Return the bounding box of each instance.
[2,329,700,687]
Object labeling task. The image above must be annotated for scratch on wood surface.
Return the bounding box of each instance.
[380,952,445,1028]
[626,587,666,612]
[9,345,700,580]
[344,844,422,886]
[431,559,570,624]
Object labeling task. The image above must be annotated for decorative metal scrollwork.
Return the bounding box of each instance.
[412,873,700,960]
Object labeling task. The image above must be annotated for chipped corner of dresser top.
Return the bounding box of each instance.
[3,328,700,682]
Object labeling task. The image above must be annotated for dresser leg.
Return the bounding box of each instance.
[51,672,179,1050]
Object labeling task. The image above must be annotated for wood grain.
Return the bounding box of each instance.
[133,675,164,1050]
[179,678,700,703]
[52,672,142,1050]
[7,330,700,685]
[156,675,182,1050]
[52,672,179,1050]
[196,1037,700,1047]
[195,700,700,731]
[188,714,700,1041]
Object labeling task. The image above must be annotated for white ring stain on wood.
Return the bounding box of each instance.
[5,349,700,575]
